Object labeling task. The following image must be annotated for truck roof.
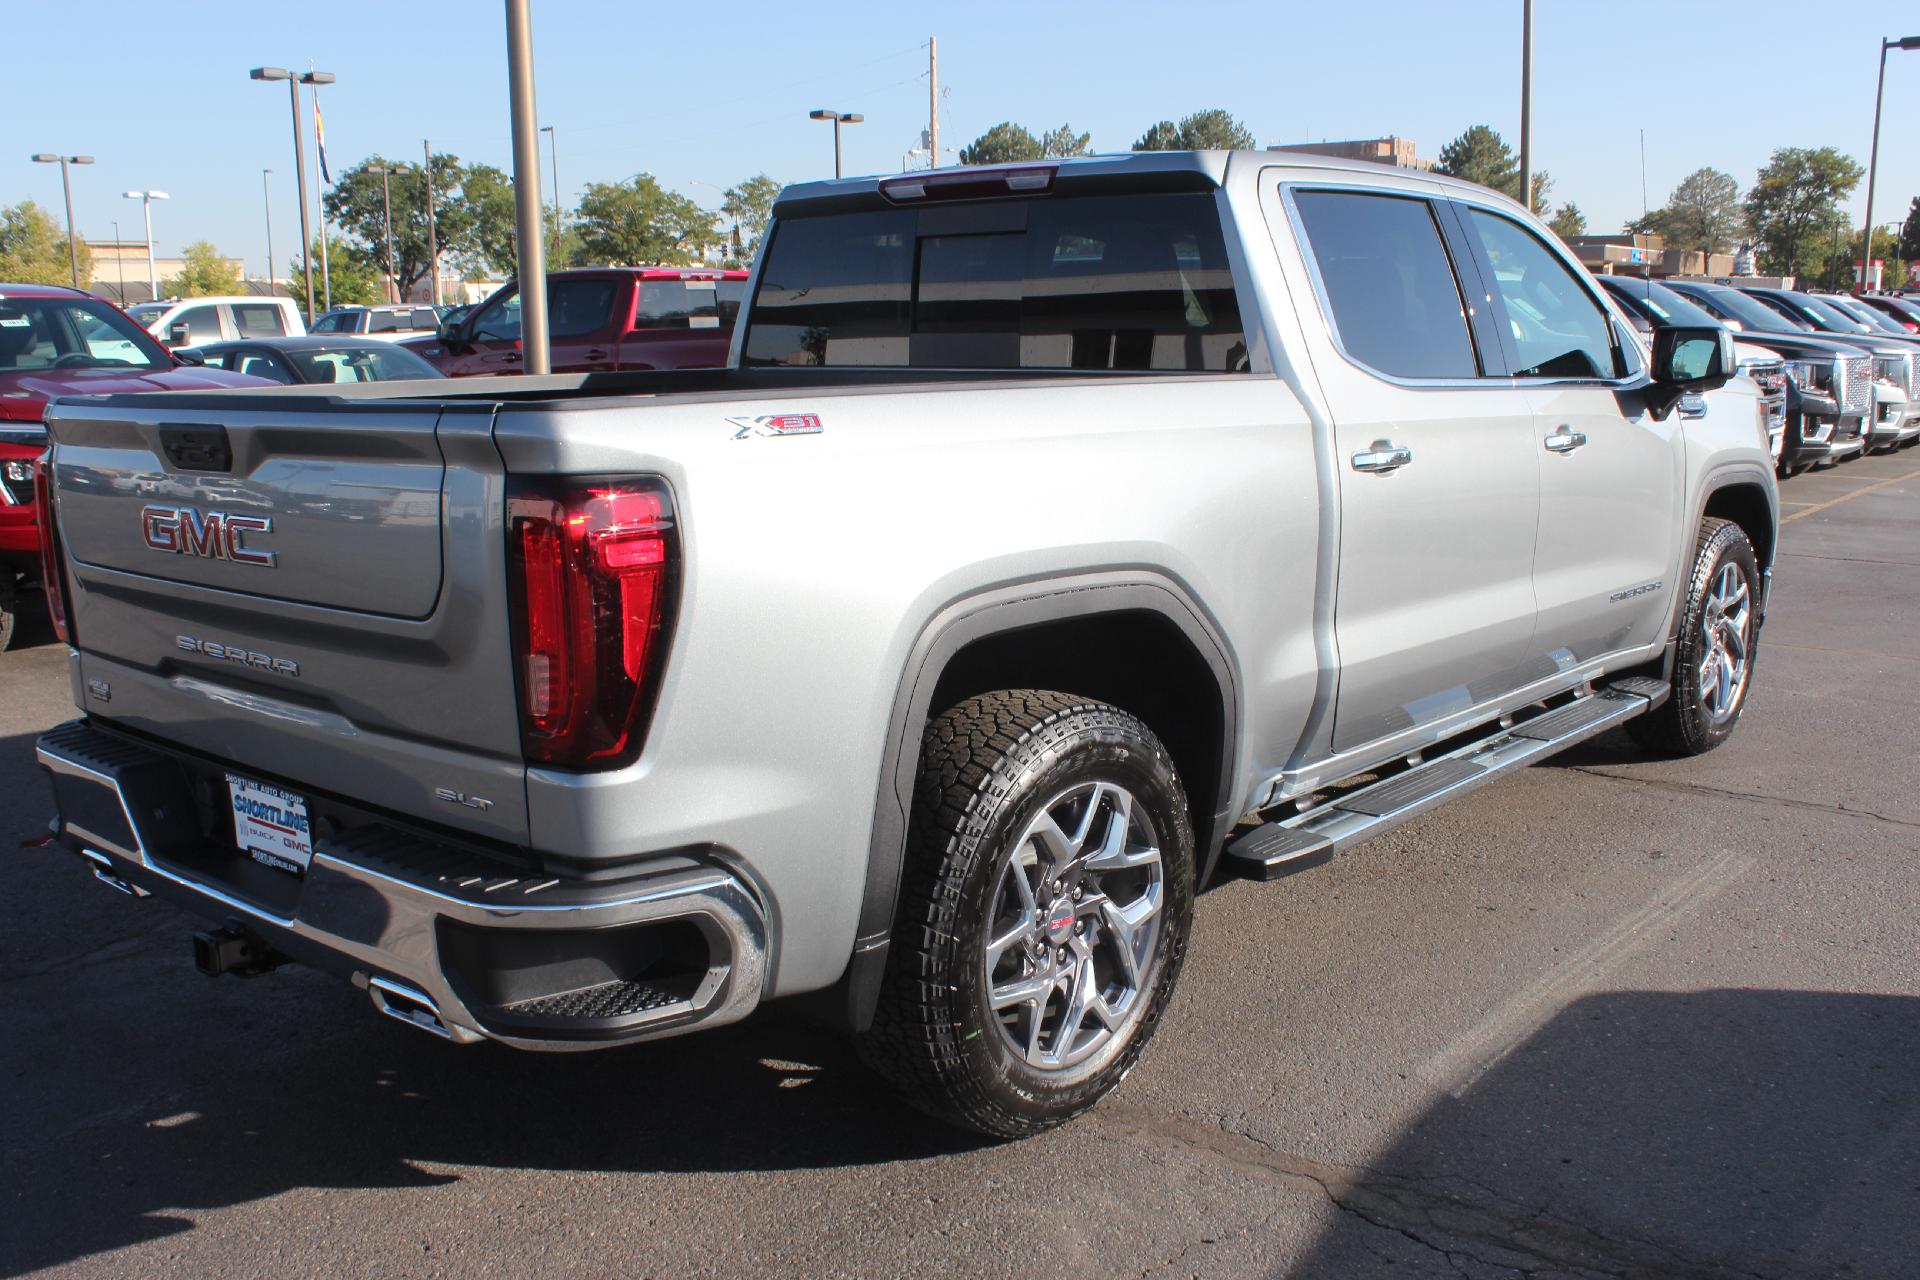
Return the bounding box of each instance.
[774,149,1529,217]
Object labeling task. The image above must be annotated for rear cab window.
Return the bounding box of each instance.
[233,303,288,337]
[634,280,724,330]
[1290,189,1480,380]
[742,192,1248,371]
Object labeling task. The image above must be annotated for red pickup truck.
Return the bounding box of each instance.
[0,284,268,648]
[401,267,749,376]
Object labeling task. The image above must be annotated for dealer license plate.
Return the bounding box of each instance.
[226,773,313,875]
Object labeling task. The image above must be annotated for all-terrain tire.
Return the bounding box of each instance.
[1628,518,1762,756]
[856,690,1195,1139]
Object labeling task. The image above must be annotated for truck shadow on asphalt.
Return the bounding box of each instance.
[1283,988,1920,1278]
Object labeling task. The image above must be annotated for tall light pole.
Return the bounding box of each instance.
[1518,0,1534,213]
[251,67,315,319]
[423,140,441,306]
[262,169,276,292]
[30,153,94,289]
[111,219,127,304]
[1860,35,1920,291]
[540,124,560,257]
[121,190,168,301]
[505,0,549,374]
[809,109,865,179]
[377,165,399,303]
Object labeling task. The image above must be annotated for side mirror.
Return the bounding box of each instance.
[435,319,466,348]
[165,321,191,348]
[173,347,205,366]
[1648,325,1733,417]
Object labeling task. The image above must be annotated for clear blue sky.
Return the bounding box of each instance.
[7,0,1917,274]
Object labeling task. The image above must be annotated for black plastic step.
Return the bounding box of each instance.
[1223,824,1334,881]
[1606,675,1669,705]
[1335,758,1483,817]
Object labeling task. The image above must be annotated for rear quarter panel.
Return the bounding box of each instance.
[491,373,1321,995]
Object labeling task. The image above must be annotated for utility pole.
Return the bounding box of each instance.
[1518,0,1533,213]
[505,0,550,374]
[111,219,126,303]
[379,166,398,303]
[423,139,441,306]
[263,170,276,294]
[928,36,939,169]
[1861,36,1920,291]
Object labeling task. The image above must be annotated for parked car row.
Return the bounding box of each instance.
[1596,275,1920,476]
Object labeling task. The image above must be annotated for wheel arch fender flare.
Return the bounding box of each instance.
[840,570,1243,1032]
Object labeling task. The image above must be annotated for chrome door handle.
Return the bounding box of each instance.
[1543,428,1588,453]
[1350,441,1413,474]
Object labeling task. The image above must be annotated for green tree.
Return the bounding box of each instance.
[1041,123,1092,158]
[1548,202,1586,239]
[574,174,709,266]
[960,122,1043,166]
[457,163,520,277]
[291,235,384,307]
[721,173,781,264]
[0,200,91,286]
[1744,146,1863,277]
[167,241,240,297]
[323,153,480,300]
[1435,124,1517,192]
[1132,109,1254,151]
[1630,167,1742,257]
[1434,125,1552,212]
[1897,195,1920,261]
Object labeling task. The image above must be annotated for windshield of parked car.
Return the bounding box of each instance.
[123,302,169,329]
[1681,285,1807,333]
[283,343,441,382]
[1821,295,1910,335]
[1605,279,1721,329]
[0,296,171,372]
[1769,292,1869,334]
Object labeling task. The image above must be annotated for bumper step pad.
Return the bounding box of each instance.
[1224,679,1661,881]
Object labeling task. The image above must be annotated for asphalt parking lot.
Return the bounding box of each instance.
[3,450,1916,1280]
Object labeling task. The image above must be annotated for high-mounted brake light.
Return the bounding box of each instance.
[879,165,1056,203]
[506,477,678,770]
[33,453,72,645]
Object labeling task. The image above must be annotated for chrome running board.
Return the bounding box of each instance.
[1225,679,1665,881]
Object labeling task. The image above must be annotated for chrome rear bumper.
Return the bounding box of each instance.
[34,719,768,1050]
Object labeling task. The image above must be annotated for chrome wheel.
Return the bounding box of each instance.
[1697,562,1752,723]
[984,780,1164,1074]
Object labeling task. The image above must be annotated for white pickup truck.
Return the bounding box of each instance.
[32,151,1776,1137]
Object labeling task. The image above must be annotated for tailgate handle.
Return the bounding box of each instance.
[159,423,233,473]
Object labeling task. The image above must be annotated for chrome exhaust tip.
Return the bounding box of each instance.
[367,976,475,1043]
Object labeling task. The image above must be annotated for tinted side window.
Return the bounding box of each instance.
[716,280,746,325]
[549,279,618,338]
[368,310,403,333]
[742,193,1246,371]
[1466,209,1620,379]
[233,303,287,337]
[235,350,293,383]
[634,280,722,330]
[176,306,222,345]
[1292,191,1479,379]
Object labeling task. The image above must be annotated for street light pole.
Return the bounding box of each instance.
[111,219,126,304]
[1860,35,1920,291]
[808,109,864,179]
[30,153,94,289]
[505,0,550,374]
[541,124,560,257]
[378,166,398,303]
[251,67,316,319]
[1518,0,1533,213]
[263,170,276,293]
[423,140,441,307]
[121,190,167,301]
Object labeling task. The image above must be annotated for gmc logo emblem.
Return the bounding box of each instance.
[139,504,277,567]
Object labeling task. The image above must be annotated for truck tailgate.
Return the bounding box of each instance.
[42,394,531,845]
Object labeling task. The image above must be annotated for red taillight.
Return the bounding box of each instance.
[506,477,677,770]
[32,453,72,645]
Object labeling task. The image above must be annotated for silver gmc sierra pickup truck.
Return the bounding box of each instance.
[31,151,1777,1137]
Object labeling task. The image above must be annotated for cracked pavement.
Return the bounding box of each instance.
[2,452,1917,1278]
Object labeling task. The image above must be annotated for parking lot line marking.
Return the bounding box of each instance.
[1423,849,1753,1099]
[1782,466,1920,524]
